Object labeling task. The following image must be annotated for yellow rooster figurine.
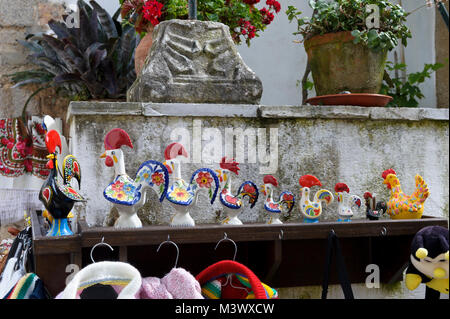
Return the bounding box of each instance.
[382,169,430,219]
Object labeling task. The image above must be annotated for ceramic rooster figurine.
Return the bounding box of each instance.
[39,130,85,236]
[382,169,429,219]
[335,183,362,222]
[261,175,295,224]
[215,157,259,225]
[363,192,386,220]
[298,175,334,223]
[100,128,169,228]
[164,143,220,227]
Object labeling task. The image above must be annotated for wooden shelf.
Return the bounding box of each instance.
[31,212,448,297]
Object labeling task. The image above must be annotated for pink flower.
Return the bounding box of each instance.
[1,138,8,146]
[24,159,33,172]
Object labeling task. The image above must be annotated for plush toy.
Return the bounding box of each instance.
[405,226,449,298]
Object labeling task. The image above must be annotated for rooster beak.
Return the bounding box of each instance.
[46,154,55,160]
[100,152,106,159]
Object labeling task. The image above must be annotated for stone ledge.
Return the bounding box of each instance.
[67,101,449,122]
[67,101,143,122]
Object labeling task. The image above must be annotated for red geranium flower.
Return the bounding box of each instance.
[196,172,213,188]
[142,0,164,26]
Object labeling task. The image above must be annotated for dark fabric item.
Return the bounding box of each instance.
[80,284,119,299]
[321,230,354,300]
[425,286,442,300]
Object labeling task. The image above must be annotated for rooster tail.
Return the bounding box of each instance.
[237,181,259,208]
[350,195,362,208]
[279,191,295,214]
[135,160,169,202]
[62,155,81,188]
[313,189,334,205]
[412,174,430,203]
[189,168,220,204]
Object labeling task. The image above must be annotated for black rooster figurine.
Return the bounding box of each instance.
[39,130,85,236]
[363,192,386,220]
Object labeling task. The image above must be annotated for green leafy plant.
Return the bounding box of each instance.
[380,61,445,107]
[10,0,138,116]
[286,0,411,52]
[120,0,281,46]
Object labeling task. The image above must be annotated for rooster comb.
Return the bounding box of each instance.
[335,183,350,193]
[263,175,278,187]
[220,157,240,175]
[299,175,322,188]
[164,143,188,160]
[363,192,373,200]
[382,169,396,179]
[104,128,133,151]
[45,129,62,154]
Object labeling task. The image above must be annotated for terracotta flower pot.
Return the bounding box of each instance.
[304,31,388,96]
[134,25,155,76]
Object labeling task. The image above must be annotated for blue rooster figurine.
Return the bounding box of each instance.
[164,143,220,227]
[100,128,169,228]
[215,157,259,225]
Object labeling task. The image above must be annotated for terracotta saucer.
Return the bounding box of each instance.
[306,93,393,107]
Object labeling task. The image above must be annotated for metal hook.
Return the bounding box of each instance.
[214,232,237,261]
[157,235,180,269]
[90,237,114,263]
[214,233,248,292]
[381,227,387,236]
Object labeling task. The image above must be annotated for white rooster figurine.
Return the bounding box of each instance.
[298,175,334,223]
[216,157,259,225]
[261,175,295,224]
[163,143,220,227]
[334,183,362,222]
[100,128,169,228]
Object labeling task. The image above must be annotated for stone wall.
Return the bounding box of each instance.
[67,102,449,227]
[0,0,68,120]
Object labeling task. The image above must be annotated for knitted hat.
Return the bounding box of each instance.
[196,260,277,299]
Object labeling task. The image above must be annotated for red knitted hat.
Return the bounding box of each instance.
[196,260,267,299]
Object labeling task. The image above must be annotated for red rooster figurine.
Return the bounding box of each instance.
[261,175,295,224]
[39,130,85,236]
[216,157,259,225]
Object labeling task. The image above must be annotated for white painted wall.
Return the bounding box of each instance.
[60,0,439,107]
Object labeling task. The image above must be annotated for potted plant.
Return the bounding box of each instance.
[10,0,138,115]
[120,0,282,74]
[287,0,411,99]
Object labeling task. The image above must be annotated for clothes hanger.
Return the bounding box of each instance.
[81,237,118,299]
[156,235,179,269]
[90,237,114,263]
[214,232,249,292]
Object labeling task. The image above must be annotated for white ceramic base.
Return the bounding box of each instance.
[114,206,142,228]
[221,216,243,225]
[170,212,195,227]
[267,214,283,225]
